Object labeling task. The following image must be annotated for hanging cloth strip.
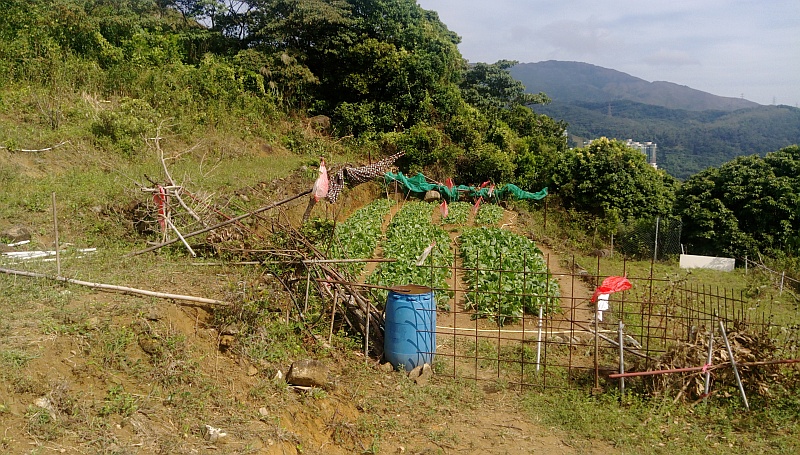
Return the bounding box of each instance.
[383,171,548,202]
[327,152,404,203]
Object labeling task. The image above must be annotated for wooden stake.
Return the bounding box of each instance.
[329,286,339,344]
[52,193,61,277]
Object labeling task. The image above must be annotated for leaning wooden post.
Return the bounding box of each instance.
[329,286,339,344]
[703,324,715,404]
[51,193,61,277]
[303,269,312,315]
[719,320,749,410]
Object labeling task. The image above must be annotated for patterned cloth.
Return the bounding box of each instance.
[327,152,404,203]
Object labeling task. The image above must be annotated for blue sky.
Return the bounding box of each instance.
[416,0,800,107]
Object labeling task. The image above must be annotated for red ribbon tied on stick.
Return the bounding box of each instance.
[590,276,632,302]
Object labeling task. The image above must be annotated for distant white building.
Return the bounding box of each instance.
[625,139,658,168]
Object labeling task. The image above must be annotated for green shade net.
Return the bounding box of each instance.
[384,172,547,202]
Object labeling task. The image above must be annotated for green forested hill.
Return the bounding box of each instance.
[512,61,800,179]
[533,101,800,179]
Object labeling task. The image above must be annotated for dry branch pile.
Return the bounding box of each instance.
[643,323,788,402]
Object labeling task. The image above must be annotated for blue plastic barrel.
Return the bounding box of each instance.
[384,284,436,371]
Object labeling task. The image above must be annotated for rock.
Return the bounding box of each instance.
[138,336,161,356]
[201,425,227,442]
[379,362,395,373]
[258,407,269,417]
[308,115,331,131]
[286,359,328,387]
[218,335,235,352]
[413,363,433,386]
[591,249,611,258]
[247,365,259,376]
[1,226,31,243]
[33,397,56,418]
[408,365,423,380]
[423,190,441,202]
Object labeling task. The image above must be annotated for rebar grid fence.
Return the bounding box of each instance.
[404,249,799,395]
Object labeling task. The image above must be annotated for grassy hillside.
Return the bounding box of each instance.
[2,3,799,453]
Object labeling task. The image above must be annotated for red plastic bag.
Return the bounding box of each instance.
[591,276,632,302]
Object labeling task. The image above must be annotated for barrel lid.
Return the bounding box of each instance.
[389,284,432,295]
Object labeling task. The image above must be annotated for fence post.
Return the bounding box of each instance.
[780,272,785,295]
[653,216,660,263]
[536,306,543,372]
[618,321,625,397]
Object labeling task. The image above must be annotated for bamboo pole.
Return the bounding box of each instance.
[618,321,625,396]
[166,218,196,257]
[703,326,715,403]
[129,189,311,256]
[719,320,750,410]
[302,258,396,264]
[536,306,543,372]
[0,267,227,306]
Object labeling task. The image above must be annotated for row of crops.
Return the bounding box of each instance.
[329,198,393,275]
[329,198,559,324]
[368,201,454,307]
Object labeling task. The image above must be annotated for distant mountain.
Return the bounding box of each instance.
[510,61,759,111]
[510,61,800,179]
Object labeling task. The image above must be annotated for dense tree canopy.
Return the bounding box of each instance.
[550,137,677,221]
[676,145,800,257]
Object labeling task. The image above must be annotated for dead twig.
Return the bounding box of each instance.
[128,189,311,256]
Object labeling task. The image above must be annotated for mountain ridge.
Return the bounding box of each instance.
[510,60,760,112]
[509,61,799,179]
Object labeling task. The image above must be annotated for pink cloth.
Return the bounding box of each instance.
[312,159,329,201]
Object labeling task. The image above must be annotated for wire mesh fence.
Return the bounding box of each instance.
[616,216,682,261]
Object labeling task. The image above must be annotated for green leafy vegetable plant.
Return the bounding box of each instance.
[459,227,559,325]
[369,202,453,308]
[475,204,504,226]
[329,199,393,275]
